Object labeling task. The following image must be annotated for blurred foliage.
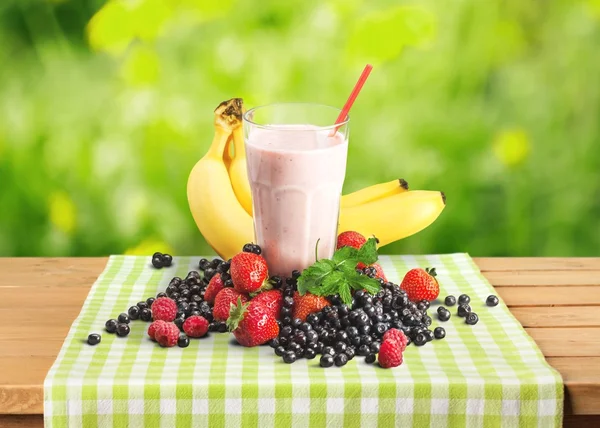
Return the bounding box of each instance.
[0,0,599,257]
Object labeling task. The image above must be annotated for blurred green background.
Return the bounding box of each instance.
[1,0,599,257]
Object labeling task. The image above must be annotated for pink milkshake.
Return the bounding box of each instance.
[243,104,349,276]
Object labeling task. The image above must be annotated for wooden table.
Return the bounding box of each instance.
[1,258,599,428]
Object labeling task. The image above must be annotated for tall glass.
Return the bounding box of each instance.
[243,103,349,276]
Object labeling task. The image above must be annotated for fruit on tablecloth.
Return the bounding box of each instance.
[251,289,282,320]
[445,295,457,306]
[105,319,118,333]
[437,307,451,322]
[458,294,471,305]
[204,273,225,304]
[178,335,190,348]
[183,315,209,338]
[230,252,269,294]
[116,323,130,337]
[400,267,440,302]
[413,333,427,347]
[320,354,334,367]
[151,297,178,322]
[155,322,180,347]
[87,333,101,346]
[151,252,173,269]
[213,288,248,321]
[457,304,471,318]
[486,295,499,307]
[140,308,152,322]
[187,99,445,260]
[148,320,167,341]
[378,339,403,368]
[118,313,130,324]
[227,297,280,347]
[434,327,446,339]
[128,305,140,320]
[466,312,479,325]
[382,328,408,352]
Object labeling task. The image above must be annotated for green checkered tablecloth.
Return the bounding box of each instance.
[44,254,563,427]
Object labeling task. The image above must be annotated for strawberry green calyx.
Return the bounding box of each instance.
[425,267,438,278]
[226,297,250,332]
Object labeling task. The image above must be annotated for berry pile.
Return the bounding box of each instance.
[151,252,173,269]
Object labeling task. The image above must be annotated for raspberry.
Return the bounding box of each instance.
[155,322,180,347]
[183,315,209,338]
[383,328,408,352]
[148,320,167,341]
[151,297,177,322]
[378,339,403,369]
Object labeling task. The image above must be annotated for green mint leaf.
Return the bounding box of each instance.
[297,259,335,295]
[316,270,345,296]
[338,281,353,305]
[347,271,381,295]
[357,237,379,265]
[332,245,359,265]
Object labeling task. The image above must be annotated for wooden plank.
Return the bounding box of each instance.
[0,357,53,414]
[496,286,600,307]
[510,306,600,328]
[0,258,108,287]
[548,357,600,415]
[564,416,600,428]
[0,415,43,428]
[483,270,600,286]
[526,328,600,357]
[474,257,600,272]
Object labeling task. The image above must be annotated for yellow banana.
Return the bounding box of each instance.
[338,190,446,246]
[341,179,409,209]
[187,99,253,259]
[228,126,253,214]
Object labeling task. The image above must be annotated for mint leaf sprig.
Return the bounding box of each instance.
[297,238,381,305]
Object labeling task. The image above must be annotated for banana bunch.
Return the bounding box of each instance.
[187,99,446,260]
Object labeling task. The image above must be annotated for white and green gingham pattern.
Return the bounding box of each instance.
[44,254,563,427]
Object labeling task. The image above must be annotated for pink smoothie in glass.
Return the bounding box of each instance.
[245,125,348,276]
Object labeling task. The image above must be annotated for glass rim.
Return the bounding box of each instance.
[242,102,350,131]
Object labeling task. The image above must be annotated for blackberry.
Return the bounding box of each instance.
[105,319,118,333]
[334,353,348,367]
[128,306,140,320]
[438,308,451,322]
[117,313,130,324]
[486,295,499,307]
[413,333,427,346]
[162,254,173,267]
[283,351,297,364]
[434,327,446,339]
[466,312,479,325]
[320,354,334,368]
[305,348,317,360]
[140,308,152,322]
[269,338,280,348]
[275,346,286,357]
[152,253,164,268]
[457,304,471,318]
[458,294,470,305]
[116,323,130,337]
[444,295,456,306]
[365,354,376,364]
[87,333,101,346]
[178,336,190,348]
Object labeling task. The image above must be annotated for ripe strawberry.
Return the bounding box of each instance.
[293,291,331,322]
[378,339,403,368]
[154,322,179,348]
[213,288,248,321]
[336,231,367,250]
[383,328,408,352]
[204,273,225,304]
[183,315,209,338]
[226,298,279,347]
[400,267,440,302]
[230,252,269,294]
[148,320,167,341]
[151,297,178,322]
[251,289,282,320]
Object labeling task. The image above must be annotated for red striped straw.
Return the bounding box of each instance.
[330,64,373,136]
